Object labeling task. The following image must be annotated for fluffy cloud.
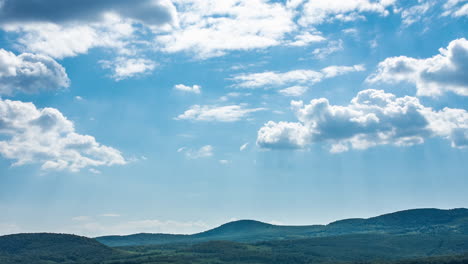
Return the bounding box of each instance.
[0,98,126,172]
[178,145,213,159]
[176,104,265,122]
[155,0,296,58]
[298,0,395,26]
[174,84,201,94]
[100,57,156,81]
[257,89,468,151]
[0,49,69,95]
[367,38,468,97]
[0,0,176,26]
[232,64,365,89]
[3,16,138,59]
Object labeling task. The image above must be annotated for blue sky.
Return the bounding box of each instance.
[0,0,467,236]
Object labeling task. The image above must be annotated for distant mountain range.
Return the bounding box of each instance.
[1,208,468,264]
[96,208,468,246]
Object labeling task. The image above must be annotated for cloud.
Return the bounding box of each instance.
[178,145,213,159]
[0,0,177,26]
[100,213,121,217]
[219,159,230,164]
[0,98,126,172]
[2,15,139,59]
[367,38,468,96]
[279,86,309,97]
[400,2,433,26]
[257,89,468,151]
[0,49,69,95]
[287,31,326,47]
[231,64,364,89]
[100,57,156,81]
[240,143,249,151]
[443,0,468,17]
[155,0,296,58]
[298,0,395,26]
[312,39,344,59]
[176,104,265,122]
[174,84,201,94]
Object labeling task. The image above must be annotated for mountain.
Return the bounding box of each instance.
[0,233,123,264]
[96,208,468,247]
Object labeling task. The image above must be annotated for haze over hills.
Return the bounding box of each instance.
[2,208,468,264]
[96,208,468,247]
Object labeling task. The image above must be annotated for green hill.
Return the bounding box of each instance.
[96,208,468,247]
[0,233,124,264]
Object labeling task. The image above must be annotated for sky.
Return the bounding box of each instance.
[0,0,467,237]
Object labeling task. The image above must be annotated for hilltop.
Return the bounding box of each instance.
[96,208,468,246]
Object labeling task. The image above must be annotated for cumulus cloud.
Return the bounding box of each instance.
[257,89,468,151]
[178,145,213,159]
[155,0,296,58]
[0,98,126,172]
[174,84,201,94]
[298,0,395,26]
[176,104,265,122]
[3,16,138,59]
[0,49,69,95]
[100,57,156,81]
[367,38,468,97]
[231,64,365,89]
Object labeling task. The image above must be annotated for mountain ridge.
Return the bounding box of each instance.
[95,207,468,247]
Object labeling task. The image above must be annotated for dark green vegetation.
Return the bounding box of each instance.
[1,208,468,264]
[97,208,468,247]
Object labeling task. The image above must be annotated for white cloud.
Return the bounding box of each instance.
[240,143,249,151]
[443,0,468,17]
[312,39,344,59]
[367,38,468,97]
[257,89,468,151]
[0,49,69,95]
[231,63,364,89]
[100,57,156,81]
[178,145,214,159]
[287,31,326,47]
[3,15,139,59]
[298,0,395,26]
[100,213,121,217]
[401,2,433,26]
[0,0,177,58]
[219,159,230,164]
[155,0,296,58]
[321,65,366,78]
[0,98,126,172]
[279,85,309,97]
[257,121,310,149]
[174,84,201,94]
[176,104,265,122]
